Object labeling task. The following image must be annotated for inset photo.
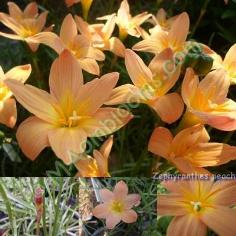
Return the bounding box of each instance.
[0,177,79,235]
[157,178,236,236]
[78,178,157,235]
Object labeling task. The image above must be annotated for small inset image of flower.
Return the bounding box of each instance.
[78,177,157,235]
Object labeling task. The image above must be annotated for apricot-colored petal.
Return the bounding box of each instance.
[92,203,110,218]
[35,11,48,32]
[125,49,153,88]
[0,31,22,40]
[49,49,83,104]
[76,72,119,115]
[210,180,236,206]
[124,194,141,208]
[82,107,133,137]
[131,12,151,26]
[102,14,116,40]
[16,116,53,160]
[191,143,236,167]
[172,158,211,174]
[148,48,174,74]
[168,12,189,50]
[105,84,143,105]
[75,157,98,177]
[4,79,59,124]
[158,195,187,216]
[148,48,181,95]
[113,180,128,200]
[106,213,121,229]
[117,0,130,25]
[48,128,87,164]
[74,15,90,35]
[24,2,38,18]
[5,64,31,83]
[27,32,64,54]
[100,136,113,159]
[0,13,22,35]
[77,58,100,75]
[7,2,22,19]
[150,93,184,124]
[224,44,236,68]
[60,14,77,46]
[121,210,138,223]
[108,37,126,57]
[148,127,173,158]
[182,68,199,107]
[199,69,229,104]
[132,37,165,54]
[200,206,236,236]
[0,98,16,128]
[192,107,236,131]
[167,215,207,236]
[93,150,109,176]
[172,124,209,155]
[99,189,114,202]
[78,46,105,61]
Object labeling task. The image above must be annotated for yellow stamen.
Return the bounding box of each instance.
[68,110,81,128]
[190,201,202,212]
[111,201,124,213]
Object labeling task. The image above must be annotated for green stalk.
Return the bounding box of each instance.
[0,180,17,236]
[52,178,64,236]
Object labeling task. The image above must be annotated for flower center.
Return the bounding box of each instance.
[111,201,124,213]
[190,201,202,212]
[59,110,83,128]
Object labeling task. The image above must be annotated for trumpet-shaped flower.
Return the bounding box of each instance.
[75,14,125,57]
[133,12,189,54]
[65,0,93,20]
[106,49,183,124]
[149,124,236,174]
[4,50,133,164]
[27,14,105,75]
[98,0,151,40]
[208,44,236,84]
[181,67,236,131]
[92,180,141,229]
[158,179,236,236]
[74,136,113,177]
[0,64,31,128]
[0,2,53,51]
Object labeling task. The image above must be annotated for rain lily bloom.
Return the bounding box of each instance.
[149,124,236,174]
[0,2,53,51]
[4,50,133,164]
[92,180,141,229]
[106,49,183,124]
[74,136,113,177]
[133,12,189,54]
[207,44,236,84]
[149,8,178,31]
[27,14,105,75]
[98,0,151,40]
[181,67,236,131]
[65,0,93,20]
[0,64,31,128]
[158,179,236,236]
[75,14,126,57]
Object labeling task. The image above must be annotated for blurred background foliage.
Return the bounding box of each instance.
[0,0,236,176]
